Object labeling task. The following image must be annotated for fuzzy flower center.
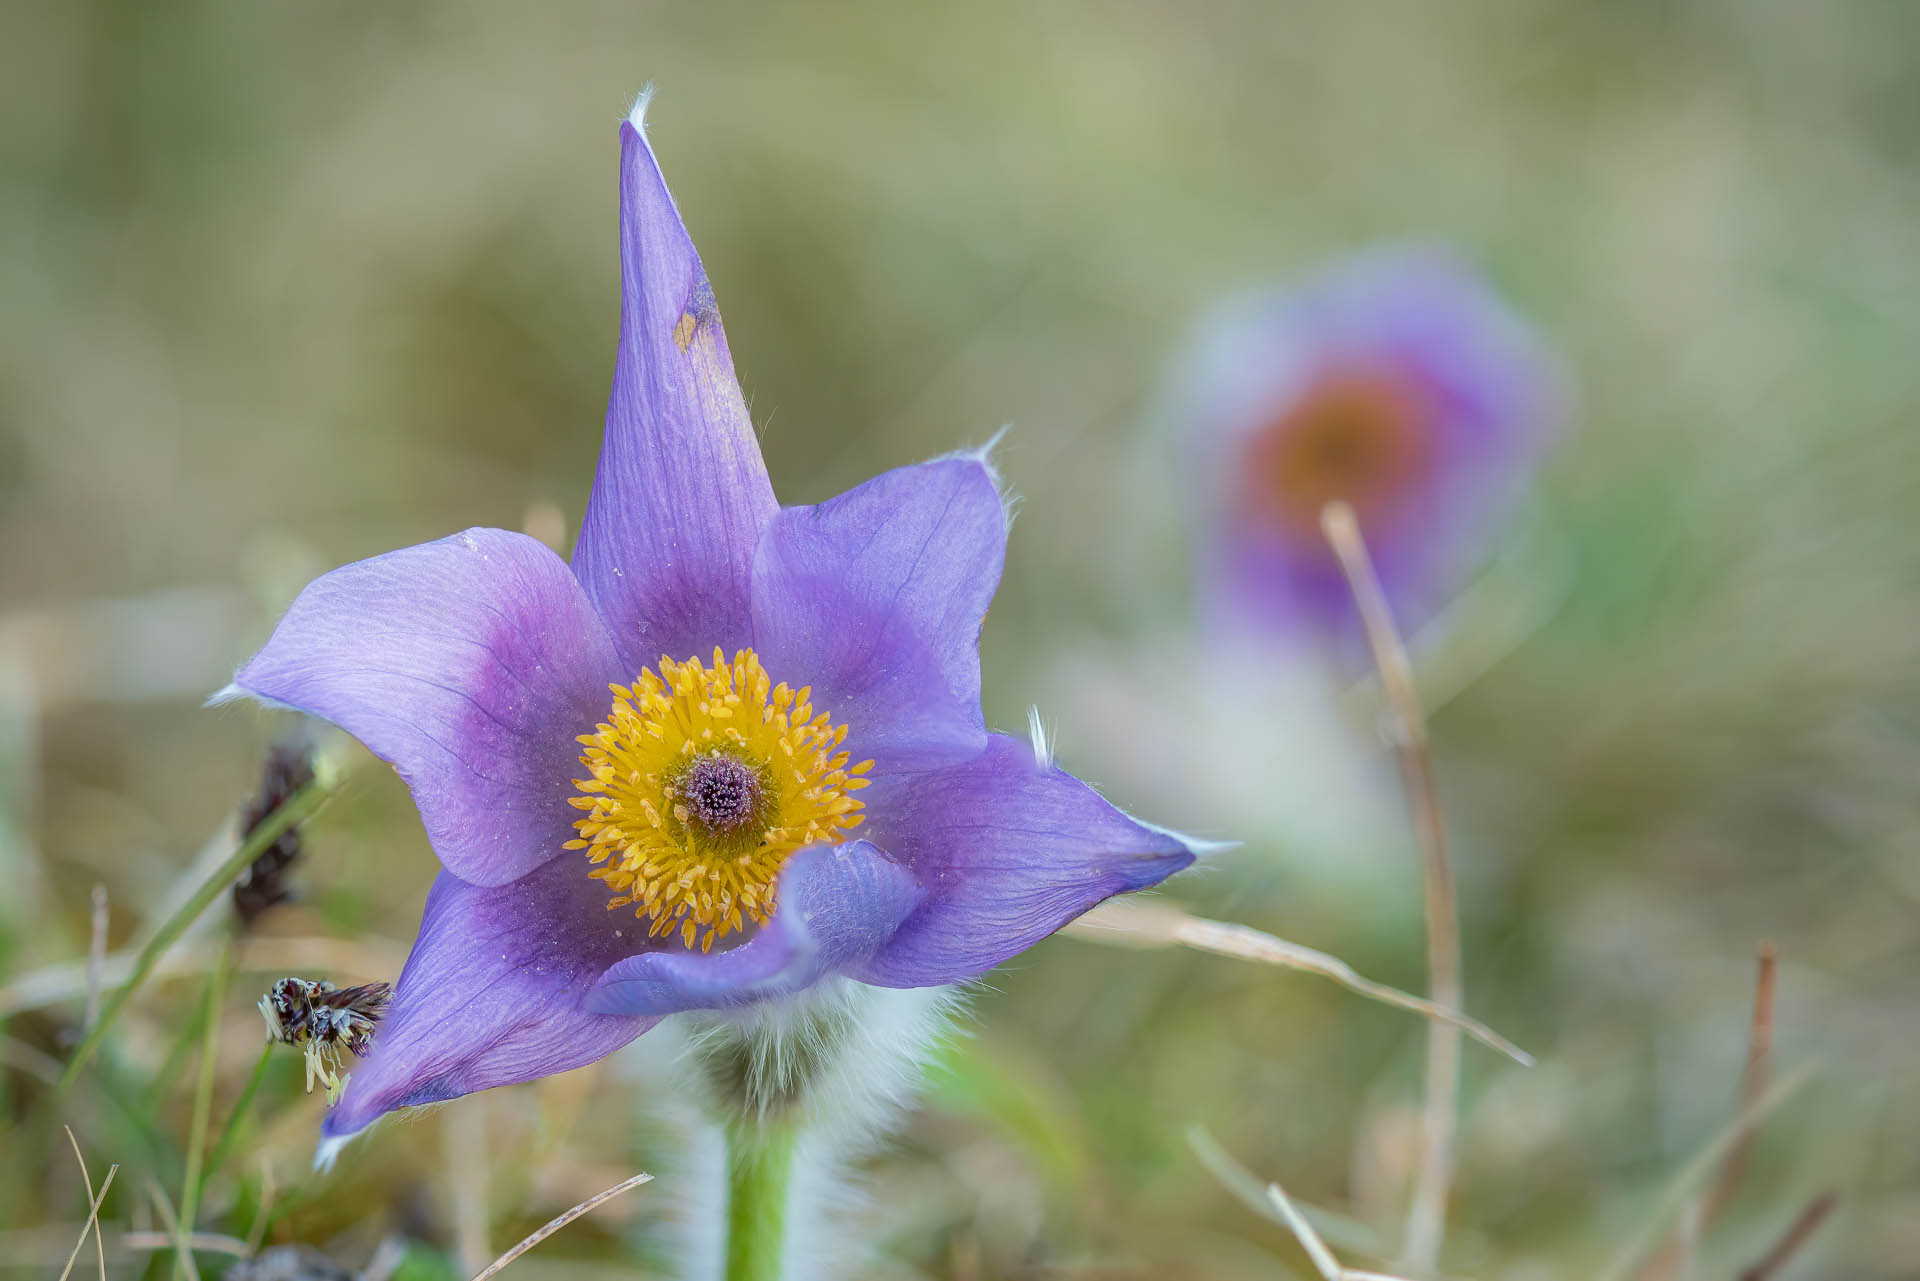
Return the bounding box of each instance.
[565,648,873,952]
[1242,366,1433,540]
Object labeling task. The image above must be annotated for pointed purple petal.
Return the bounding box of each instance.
[585,840,922,1016]
[324,856,655,1139]
[231,529,621,887]
[856,734,1195,988]
[751,457,1004,772]
[572,119,777,668]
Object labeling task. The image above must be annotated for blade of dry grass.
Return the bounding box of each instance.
[146,1180,201,1281]
[1322,500,1462,1278]
[1709,942,1778,1220]
[122,1231,252,1256]
[2,1035,64,1085]
[1597,1062,1818,1281]
[1639,944,1781,1281]
[83,883,108,1032]
[448,1097,492,1275]
[1736,1191,1836,1281]
[60,1127,112,1281]
[1263,1176,1420,1281]
[1069,900,1530,1065]
[0,935,406,1019]
[1187,1126,1396,1263]
[1266,1179,1345,1281]
[55,1178,118,1281]
[467,1171,654,1281]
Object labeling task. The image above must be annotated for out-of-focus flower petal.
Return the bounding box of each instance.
[857,735,1196,988]
[586,840,922,1016]
[230,529,622,887]
[1178,244,1564,640]
[751,457,1004,771]
[572,117,777,669]
[323,856,655,1139]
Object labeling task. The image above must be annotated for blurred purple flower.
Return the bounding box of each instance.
[220,99,1195,1144]
[1178,247,1564,641]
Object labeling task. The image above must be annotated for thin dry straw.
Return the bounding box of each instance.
[1187,1126,1393,1262]
[1638,943,1781,1281]
[1596,1061,1819,1281]
[1708,942,1778,1219]
[1070,900,1530,1065]
[122,1232,251,1258]
[0,935,405,1019]
[1736,1190,1837,1281]
[1321,499,1463,1277]
[467,1171,654,1281]
[59,1127,115,1281]
[83,884,108,1032]
[146,1180,201,1281]
[447,1095,493,1274]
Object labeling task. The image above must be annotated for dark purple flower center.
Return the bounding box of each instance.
[683,752,762,835]
[1240,365,1434,543]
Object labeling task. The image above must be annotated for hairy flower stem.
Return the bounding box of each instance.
[678,982,957,1281]
[723,1118,797,1281]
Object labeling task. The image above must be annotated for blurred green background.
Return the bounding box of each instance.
[4,2,1919,1277]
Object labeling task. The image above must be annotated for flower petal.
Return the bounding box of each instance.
[323,856,655,1139]
[1181,245,1563,639]
[585,840,922,1016]
[230,529,621,887]
[572,117,777,668]
[751,457,1004,771]
[856,734,1196,988]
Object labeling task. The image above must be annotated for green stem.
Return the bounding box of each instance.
[143,986,212,1109]
[56,775,333,1094]
[176,935,234,1275]
[201,1040,274,1193]
[723,1119,796,1281]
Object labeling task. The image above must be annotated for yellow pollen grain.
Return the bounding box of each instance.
[564,647,873,952]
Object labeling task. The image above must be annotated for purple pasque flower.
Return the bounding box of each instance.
[1178,246,1564,641]
[221,98,1196,1144]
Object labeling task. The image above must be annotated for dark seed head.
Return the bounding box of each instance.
[683,752,762,835]
[233,737,318,927]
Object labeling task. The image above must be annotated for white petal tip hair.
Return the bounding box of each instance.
[203,682,246,709]
[628,84,656,132]
[1135,817,1240,859]
[1026,705,1054,769]
[940,424,1018,532]
[205,680,301,716]
[312,1132,353,1174]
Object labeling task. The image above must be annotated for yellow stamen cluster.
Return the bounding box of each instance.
[566,648,873,952]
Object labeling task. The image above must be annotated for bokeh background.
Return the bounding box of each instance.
[5,2,1920,1277]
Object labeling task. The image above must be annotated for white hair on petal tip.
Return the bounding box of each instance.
[627,84,656,132]
[312,1131,353,1174]
[936,424,1019,532]
[1027,705,1054,769]
[203,682,248,709]
[1133,813,1241,858]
